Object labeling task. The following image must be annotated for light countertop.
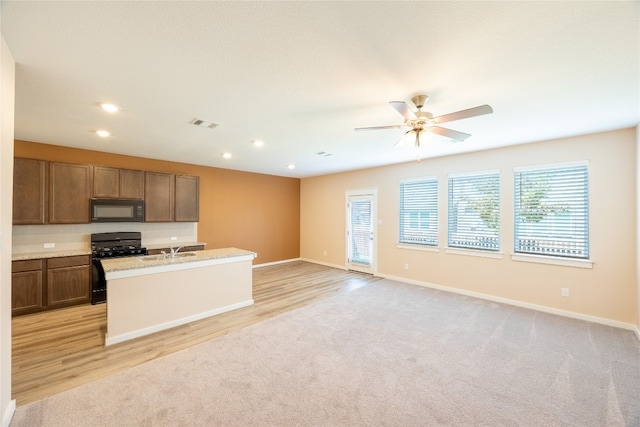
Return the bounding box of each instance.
[12,249,92,261]
[101,247,256,275]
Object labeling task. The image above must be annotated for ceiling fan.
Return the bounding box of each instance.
[355,95,493,147]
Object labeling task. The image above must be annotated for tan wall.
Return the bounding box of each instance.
[14,140,300,264]
[301,128,637,325]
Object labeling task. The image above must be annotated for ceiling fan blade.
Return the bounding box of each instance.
[428,126,471,141]
[354,125,405,131]
[432,104,493,124]
[389,101,417,120]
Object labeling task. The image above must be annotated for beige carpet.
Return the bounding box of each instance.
[10,279,640,426]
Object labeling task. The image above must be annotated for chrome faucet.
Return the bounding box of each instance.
[170,246,182,258]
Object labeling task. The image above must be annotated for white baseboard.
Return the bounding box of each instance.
[2,399,15,427]
[253,258,300,268]
[105,299,254,346]
[377,273,638,335]
[299,258,346,270]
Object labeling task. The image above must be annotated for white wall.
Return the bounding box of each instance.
[0,32,16,426]
[301,128,637,327]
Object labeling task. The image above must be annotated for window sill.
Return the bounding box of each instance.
[396,244,440,253]
[511,253,593,269]
[444,247,503,259]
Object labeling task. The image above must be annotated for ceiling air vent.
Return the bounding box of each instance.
[316,151,333,157]
[189,118,218,129]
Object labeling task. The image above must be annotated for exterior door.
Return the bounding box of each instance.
[347,191,376,274]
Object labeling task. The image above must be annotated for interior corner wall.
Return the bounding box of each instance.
[0,34,16,427]
[301,128,637,326]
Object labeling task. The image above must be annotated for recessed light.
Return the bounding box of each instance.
[287,164,295,170]
[253,140,264,147]
[96,130,110,137]
[100,103,120,113]
[222,152,232,159]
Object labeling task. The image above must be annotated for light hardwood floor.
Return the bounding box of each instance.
[12,261,381,406]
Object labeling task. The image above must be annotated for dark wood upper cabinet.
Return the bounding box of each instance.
[144,171,174,222]
[174,175,199,222]
[93,166,143,199]
[13,158,46,225]
[92,166,119,198]
[119,169,144,199]
[13,158,198,225]
[49,162,91,224]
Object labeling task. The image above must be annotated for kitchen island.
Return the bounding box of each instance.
[101,248,256,346]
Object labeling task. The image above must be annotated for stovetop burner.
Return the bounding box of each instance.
[91,231,146,259]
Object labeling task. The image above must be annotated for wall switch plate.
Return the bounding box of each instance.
[170,236,177,241]
[404,263,409,270]
[561,288,570,297]
[44,242,55,249]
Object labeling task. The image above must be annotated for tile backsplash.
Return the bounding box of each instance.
[12,222,198,254]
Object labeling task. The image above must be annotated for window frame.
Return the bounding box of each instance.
[447,170,501,252]
[398,176,439,247]
[513,161,590,263]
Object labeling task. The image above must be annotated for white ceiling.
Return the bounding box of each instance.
[1,1,638,178]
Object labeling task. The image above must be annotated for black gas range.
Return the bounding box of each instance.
[91,231,148,304]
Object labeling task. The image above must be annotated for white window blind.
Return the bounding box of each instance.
[399,178,438,246]
[514,163,589,259]
[448,171,500,251]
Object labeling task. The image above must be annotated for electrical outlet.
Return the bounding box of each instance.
[170,236,177,241]
[323,250,327,256]
[44,242,55,249]
[561,288,570,297]
[404,263,409,270]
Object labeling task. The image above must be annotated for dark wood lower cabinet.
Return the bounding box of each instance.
[46,256,90,308]
[12,260,44,315]
[12,255,90,316]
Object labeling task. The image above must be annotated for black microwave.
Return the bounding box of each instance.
[91,199,144,222]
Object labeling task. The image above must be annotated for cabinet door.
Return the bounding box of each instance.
[12,260,44,315]
[92,166,119,198]
[119,169,144,199]
[174,175,199,222]
[49,162,91,223]
[46,256,90,308]
[145,171,174,222]
[13,158,46,225]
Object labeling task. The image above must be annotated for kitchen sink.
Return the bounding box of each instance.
[138,252,198,261]
[172,252,197,258]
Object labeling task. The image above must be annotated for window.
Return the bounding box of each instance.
[514,162,589,259]
[399,177,438,246]
[448,171,500,251]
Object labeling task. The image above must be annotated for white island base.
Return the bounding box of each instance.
[102,248,255,346]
